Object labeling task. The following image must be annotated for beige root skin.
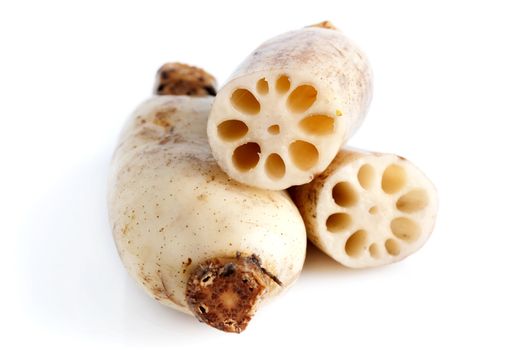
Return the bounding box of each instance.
[291,149,438,268]
[207,22,372,190]
[109,63,307,332]
[186,254,280,333]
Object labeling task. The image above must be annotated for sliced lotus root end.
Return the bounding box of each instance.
[208,73,345,190]
[295,150,438,268]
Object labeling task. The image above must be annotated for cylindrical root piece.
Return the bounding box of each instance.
[291,149,437,268]
[108,64,306,333]
[207,22,372,190]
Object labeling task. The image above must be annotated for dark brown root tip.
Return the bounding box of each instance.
[154,62,217,97]
[186,255,271,333]
[308,21,338,30]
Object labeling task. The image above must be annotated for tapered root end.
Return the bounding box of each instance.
[186,255,274,333]
[155,62,217,97]
[308,21,338,30]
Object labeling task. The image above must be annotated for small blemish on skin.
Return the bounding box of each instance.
[204,85,217,96]
[182,257,192,268]
[221,263,236,277]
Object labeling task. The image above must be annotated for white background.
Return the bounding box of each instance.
[2,0,524,349]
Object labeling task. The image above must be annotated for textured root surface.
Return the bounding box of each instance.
[186,254,279,333]
[155,62,217,96]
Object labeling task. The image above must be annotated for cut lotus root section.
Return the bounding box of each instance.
[208,75,335,189]
[291,149,438,268]
[207,23,372,190]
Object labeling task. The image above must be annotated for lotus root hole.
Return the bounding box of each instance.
[217,120,248,141]
[287,85,317,113]
[289,140,319,170]
[391,217,421,242]
[382,164,406,194]
[385,239,401,256]
[267,124,280,135]
[256,78,269,95]
[276,75,291,93]
[332,181,358,207]
[232,142,261,172]
[345,230,368,257]
[326,213,351,233]
[265,153,286,179]
[299,115,334,135]
[231,89,260,115]
[396,189,429,213]
[357,164,374,189]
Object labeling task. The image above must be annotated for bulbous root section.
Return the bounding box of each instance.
[155,62,217,97]
[186,254,281,333]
